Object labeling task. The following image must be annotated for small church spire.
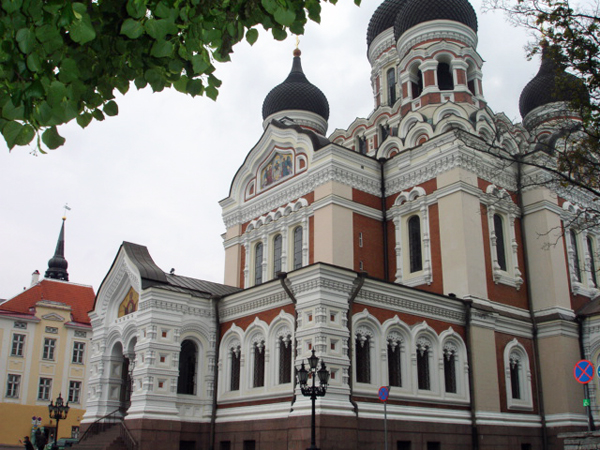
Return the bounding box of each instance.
[45,217,69,281]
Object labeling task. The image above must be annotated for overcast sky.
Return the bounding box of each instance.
[0,0,539,300]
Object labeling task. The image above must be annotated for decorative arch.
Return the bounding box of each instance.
[353,309,381,386]
[382,316,412,391]
[412,322,440,393]
[503,338,533,410]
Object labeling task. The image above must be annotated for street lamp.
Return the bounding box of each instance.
[48,393,69,449]
[297,349,330,450]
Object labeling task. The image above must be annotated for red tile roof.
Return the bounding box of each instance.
[0,279,95,325]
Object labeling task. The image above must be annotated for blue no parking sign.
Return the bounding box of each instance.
[378,386,389,402]
[574,360,595,384]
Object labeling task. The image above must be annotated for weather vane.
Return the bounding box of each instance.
[63,203,71,220]
[295,35,300,49]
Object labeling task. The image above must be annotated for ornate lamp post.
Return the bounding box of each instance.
[48,393,69,449]
[297,349,330,450]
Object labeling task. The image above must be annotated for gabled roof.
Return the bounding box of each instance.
[0,279,95,325]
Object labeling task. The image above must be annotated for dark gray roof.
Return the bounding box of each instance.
[164,273,240,298]
[367,0,408,47]
[45,218,69,281]
[262,52,329,121]
[519,47,588,118]
[394,0,478,41]
[122,242,167,287]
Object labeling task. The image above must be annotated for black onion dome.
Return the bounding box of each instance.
[367,0,408,47]
[393,0,478,41]
[519,47,588,118]
[262,50,329,121]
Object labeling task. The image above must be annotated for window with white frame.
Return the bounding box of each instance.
[387,67,397,105]
[387,335,403,388]
[587,236,598,287]
[252,340,265,388]
[243,199,310,287]
[484,186,523,289]
[443,343,457,394]
[11,333,25,357]
[72,341,85,364]
[38,377,52,401]
[43,338,56,360]
[5,374,20,398]
[177,340,197,395]
[504,339,533,410]
[564,221,599,296]
[355,329,373,384]
[390,187,433,286]
[230,344,241,391]
[68,380,82,403]
[416,338,432,391]
[278,334,292,384]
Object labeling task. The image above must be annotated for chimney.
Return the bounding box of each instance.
[31,270,40,286]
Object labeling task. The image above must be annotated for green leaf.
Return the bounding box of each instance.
[145,18,177,40]
[42,126,65,149]
[92,108,105,121]
[68,4,96,44]
[261,0,277,14]
[47,81,67,107]
[274,8,296,27]
[272,27,287,41]
[2,0,23,14]
[26,53,42,72]
[2,100,25,121]
[103,100,118,116]
[151,39,173,58]
[76,112,93,128]
[121,18,145,39]
[173,75,188,93]
[16,28,35,54]
[126,0,146,19]
[2,121,34,149]
[58,58,79,83]
[206,84,218,101]
[134,77,147,89]
[186,78,203,97]
[191,54,210,74]
[246,28,258,46]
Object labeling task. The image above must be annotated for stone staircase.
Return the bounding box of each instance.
[71,425,128,450]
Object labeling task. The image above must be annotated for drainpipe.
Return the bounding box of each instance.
[458,296,479,450]
[278,272,299,409]
[209,295,222,450]
[347,272,367,415]
[515,157,548,450]
[379,158,390,282]
[577,315,596,431]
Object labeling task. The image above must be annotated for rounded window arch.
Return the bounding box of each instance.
[177,339,198,395]
[409,62,423,99]
[503,339,533,410]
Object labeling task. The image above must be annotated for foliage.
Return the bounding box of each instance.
[483,0,600,197]
[0,0,358,152]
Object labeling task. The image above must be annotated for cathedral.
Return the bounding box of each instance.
[82,0,599,449]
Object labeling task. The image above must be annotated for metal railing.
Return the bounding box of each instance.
[78,409,138,450]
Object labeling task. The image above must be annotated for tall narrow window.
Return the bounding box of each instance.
[254,242,263,285]
[443,345,457,394]
[230,346,241,391]
[68,381,81,403]
[293,227,303,270]
[177,340,197,395]
[273,234,282,277]
[570,230,582,282]
[11,334,25,357]
[6,374,21,398]
[43,338,56,360]
[387,339,402,387]
[417,341,430,390]
[408,216,423,273]
[510,354,521,399]
[278,335,292,384]
[358,136,367,155]
[38,377,52,401]
[72,342,85,364]
[437,62,454,90]
[356,333,371,383]
[588,236,597,287]
[494,214,507,271]
[411,70,423,98]
[387,68,396,105]
[253,341,265,388]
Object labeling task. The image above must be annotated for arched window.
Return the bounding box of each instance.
[570,230,582,282]
[443,344,457,394]
[504,339,533,410]
[230,345,241,391]
[387,68,396,105]
[273,234,282,278]
[177,340,197,395]
[253,341,265,388]
[387,338,402,387]
[587,236,597,287]
[278,335,292,384]
[293,227,303,270]
[437,62,454,90]
[356,333,371,383]
[254,242,263,285]
[416,339,430,390]
[411,69,423,98]
[494,214,507,271]
[408,215,423,273]
[357,136,367,155]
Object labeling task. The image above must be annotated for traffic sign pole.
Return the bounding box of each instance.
[379,386,390,450]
